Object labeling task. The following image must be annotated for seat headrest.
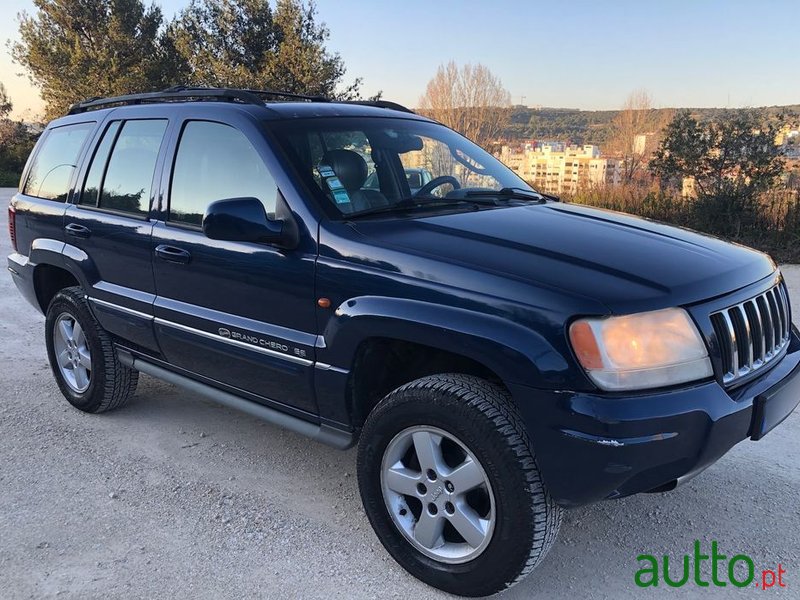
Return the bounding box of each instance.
[321,149,368,192]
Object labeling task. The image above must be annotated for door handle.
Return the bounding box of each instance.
[64,223,91,238]
[155,244,191,264]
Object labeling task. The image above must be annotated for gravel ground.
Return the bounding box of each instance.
[1,187,798,599]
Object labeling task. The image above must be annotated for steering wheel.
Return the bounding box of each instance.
[414,175,461,198]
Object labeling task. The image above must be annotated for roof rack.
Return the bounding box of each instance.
[235,88,330,103]
[66,85,331,115]
[343,100,415,114]
[66,86,415,116]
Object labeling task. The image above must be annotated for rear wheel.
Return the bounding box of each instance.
[45,287,138,413]
[357,374,561,597]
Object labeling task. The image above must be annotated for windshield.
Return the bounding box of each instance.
[269,117,533,217]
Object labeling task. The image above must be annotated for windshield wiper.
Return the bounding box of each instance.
[464,187,550,203]
[344,188,552,220]
[345,198,485,219]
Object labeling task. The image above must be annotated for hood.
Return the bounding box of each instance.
[350,202,776,314]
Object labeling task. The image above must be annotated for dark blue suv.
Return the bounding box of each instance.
[7,87,800,597]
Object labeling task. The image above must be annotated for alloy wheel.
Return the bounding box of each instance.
[380,425,496,564]
[53,313,92,393]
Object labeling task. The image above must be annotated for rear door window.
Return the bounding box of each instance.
[97,119,167,216]
[23,122,94,201]
[80,121,121,206]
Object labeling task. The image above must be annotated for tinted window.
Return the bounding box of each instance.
[80,121,121,206]
[99,120,167,215]
[23,122,94,201]
[170,121,277,226]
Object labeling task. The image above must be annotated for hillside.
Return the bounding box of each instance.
[503,104,800,146]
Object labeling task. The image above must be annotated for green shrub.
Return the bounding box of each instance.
[0,171,20,188]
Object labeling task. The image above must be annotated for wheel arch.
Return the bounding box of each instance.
[318,296,574,426]
[29,239,97,313]
[346,337,507,427]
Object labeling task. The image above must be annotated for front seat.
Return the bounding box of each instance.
[320,149,390,212]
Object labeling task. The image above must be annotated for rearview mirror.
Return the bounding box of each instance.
[374,131,424,153]
[203,197,284,244]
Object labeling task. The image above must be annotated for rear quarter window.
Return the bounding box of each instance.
[23,122,94,201]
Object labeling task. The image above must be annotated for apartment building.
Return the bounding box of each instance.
[777,126,800,159]
[498,141,622,194]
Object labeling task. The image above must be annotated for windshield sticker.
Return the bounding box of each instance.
[332,189,351,204]
[317,165,351,204]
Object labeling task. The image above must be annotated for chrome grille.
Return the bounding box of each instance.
[710,282,792,385]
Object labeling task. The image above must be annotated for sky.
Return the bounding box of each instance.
[1,0,798,120]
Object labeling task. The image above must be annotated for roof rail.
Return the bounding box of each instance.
[343,100,415,114]
[66,85,330,115]
[236,88,330,103]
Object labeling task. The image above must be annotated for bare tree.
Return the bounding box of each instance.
[606,89,672,184]
[418,61,511,152]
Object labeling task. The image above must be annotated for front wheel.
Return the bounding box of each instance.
[357,374,561,597]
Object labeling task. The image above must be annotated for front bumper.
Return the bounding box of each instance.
[511,326,800,507]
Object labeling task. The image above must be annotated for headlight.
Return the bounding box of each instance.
[568,308,713,391]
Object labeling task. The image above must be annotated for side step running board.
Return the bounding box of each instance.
[117,350,354,449]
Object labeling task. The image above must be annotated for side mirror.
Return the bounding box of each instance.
[202,197,284,244]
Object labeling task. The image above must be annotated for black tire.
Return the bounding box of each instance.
[45,286,138,413]
[357,374,561,597]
